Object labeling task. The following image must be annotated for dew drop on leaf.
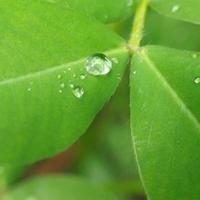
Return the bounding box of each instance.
[80,74,86,80]
[69,84,74,89]
[171,4,180,13]
[72,86,84,98]
[192,54,197,58]
[27,87,32,92]
[194,77,200,84]
[57,74,62,79]
[85,53,112,76]
[60,83,65,89]
[58,89,63,94]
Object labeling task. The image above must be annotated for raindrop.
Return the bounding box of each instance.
[68,67,71,71]
[58,89,63,94]
[85,53,112,76]
[72,86,84,98]
[194,77,200,84]
[171,4,180,13]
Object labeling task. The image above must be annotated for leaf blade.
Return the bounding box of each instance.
[44,0,134,23]
[130,46,200,200]
[0,1,129,164]
[150,0,200,24]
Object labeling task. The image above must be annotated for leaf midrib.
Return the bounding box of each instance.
[141,48,200,133]
[0,46,127,86]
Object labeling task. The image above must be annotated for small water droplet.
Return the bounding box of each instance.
[57,74,62,79]
[27,88,32,92]
[72,86,84,98]
[69,84,74,89]
[192,54,197,58]
[60,83,65,89]
[85,53,112,76]
[68,67,71,71]
[58,89,63,93]
[63,70,66,74]
[194,77,200,84]
[133,71,137,75]
[171,4,180,13]
[80,74,86,80]
[73,74,76,78]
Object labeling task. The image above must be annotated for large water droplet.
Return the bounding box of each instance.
[85,53,112,76]
[72,86,84,98]
[194,77,200,84]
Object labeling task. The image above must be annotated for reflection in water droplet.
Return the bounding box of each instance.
[68,67,71,71]
[85,53,112,76]
[58,89,63,94]
[194,77,200,84]
[72,86,84,98]
[133,71,137,75]
[171,4,180,13]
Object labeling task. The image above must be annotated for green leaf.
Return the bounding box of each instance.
[44,0,134,23]
[130,45,200,200]
[150,0,200,24]
[0,1,129,164]
[4,175,118,200]
[143,9,200,51]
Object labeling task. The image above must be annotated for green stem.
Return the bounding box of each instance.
[128,0,149,53]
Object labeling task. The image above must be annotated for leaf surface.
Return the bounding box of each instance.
[150,0,200,24]
[4,175,118,200]
[130,45,200,200]
[44,0,134,23]
[0,0,129,164]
